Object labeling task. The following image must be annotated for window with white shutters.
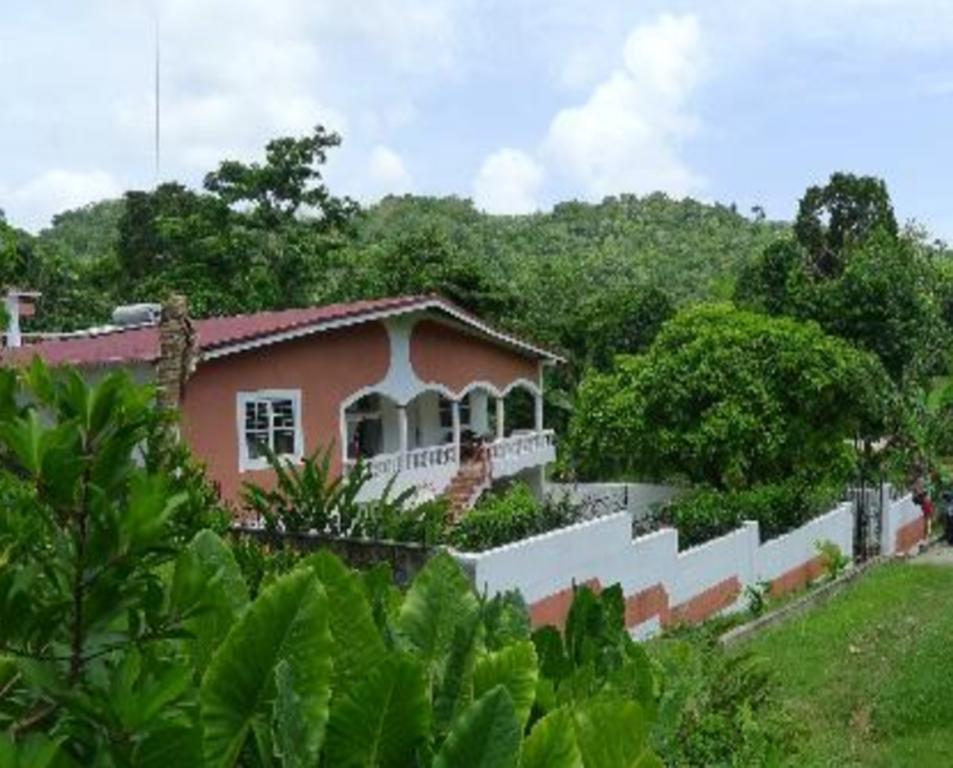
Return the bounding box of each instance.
[237,390,303,471]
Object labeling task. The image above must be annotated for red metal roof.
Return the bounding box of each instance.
[3,295,559,368]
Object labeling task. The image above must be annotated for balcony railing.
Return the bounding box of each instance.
[347,443,459,479]
[345,430,554,481]
[487,429,556,461]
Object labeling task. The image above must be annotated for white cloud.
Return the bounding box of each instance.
[473,149,544,215]
[366,145,415,196]
[114,0,462,180]
[4,170,122,232]
[542,13,705,199]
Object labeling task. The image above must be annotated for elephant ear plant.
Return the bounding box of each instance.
[0,360,667,764]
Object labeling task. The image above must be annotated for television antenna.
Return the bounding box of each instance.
[154,12,161,186]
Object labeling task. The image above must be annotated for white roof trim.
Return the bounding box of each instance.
[200,298,564,364]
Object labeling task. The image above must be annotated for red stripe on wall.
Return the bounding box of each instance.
[528,578,601,629]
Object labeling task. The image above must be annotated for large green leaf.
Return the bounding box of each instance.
[134,724,202,768]
[473,641,539,730]
[572,696,662,768]
[200,569,332,768]
[397,552,479,673]
[302,551,386,692]
[0,733,64,768]
[520,709,583,768]
[433,610,482,736]
[483,591,531,651]
[324,652,430,768]
[433,685,521,768]
[171,529,250,675]
[273,660,308,768]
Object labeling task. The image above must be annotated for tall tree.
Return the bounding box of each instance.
[736,173,943,385]
[203,125,357,229]
[794,172,898,278]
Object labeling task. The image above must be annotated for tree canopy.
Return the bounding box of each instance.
[568,303,893,487]
[736,172,947,385]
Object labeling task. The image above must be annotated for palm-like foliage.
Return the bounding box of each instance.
[241,445,435,541]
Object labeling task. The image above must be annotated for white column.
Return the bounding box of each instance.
[451,400,462,461]
[397,405,408,469]
[495,397,505,440]
[3,295,21,349]
[534,392,544,432]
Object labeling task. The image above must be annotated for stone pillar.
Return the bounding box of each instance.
[534,391,544,431]
[397,405,409,469]
[156,294,195,413]
[452,400,462,461]
[495,397,505,440]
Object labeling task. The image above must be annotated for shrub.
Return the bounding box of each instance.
[816,539,851,580]
[448,482,582,552]
[242,445,449,544]
[662,479,841,549]
[651,633,796,766]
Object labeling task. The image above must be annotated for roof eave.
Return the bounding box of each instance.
[199,297,563,364]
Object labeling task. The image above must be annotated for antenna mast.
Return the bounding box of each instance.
[154,13,161,186]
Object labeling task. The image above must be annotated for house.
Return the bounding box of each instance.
[2,292,560,514]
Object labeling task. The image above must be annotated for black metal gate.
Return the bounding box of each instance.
[850,481,884,562]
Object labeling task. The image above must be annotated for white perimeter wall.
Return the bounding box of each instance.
[453,500,859,638]
[881,492,920,556]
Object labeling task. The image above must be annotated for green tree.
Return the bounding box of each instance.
[737,173,944,386]
[568,304,892,487]
[794,172,898,278]
[204,125,357,230]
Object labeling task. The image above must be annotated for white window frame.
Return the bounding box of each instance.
[236,389,304,472]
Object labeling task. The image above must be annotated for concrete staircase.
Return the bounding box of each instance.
[444,456,491,519]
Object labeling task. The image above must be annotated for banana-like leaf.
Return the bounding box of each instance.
[324,652,430,767]
[397,552,479,674]
[433,685,521,768]
[572,696,662,768]
[171,529,250,676]
[473,641,539,730]
[200,569,332,768]
[302,551,386,692]
[520,709,583,768]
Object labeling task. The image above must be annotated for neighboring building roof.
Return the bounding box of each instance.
[3,294,562,368]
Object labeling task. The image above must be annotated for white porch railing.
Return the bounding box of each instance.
[346,430,554,483]
[487,429,556,461]
[347,443,459,479]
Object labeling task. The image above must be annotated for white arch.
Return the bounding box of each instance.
[457,379,504,399]
[502,377,542,397]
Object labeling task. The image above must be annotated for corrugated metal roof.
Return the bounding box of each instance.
[3,294,560,367]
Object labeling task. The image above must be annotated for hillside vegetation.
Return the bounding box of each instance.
[7,189,784,342]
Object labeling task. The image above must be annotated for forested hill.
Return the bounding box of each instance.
[349,193,786,304]
[9,191,785,350]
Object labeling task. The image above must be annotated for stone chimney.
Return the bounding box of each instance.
[156,294,196,411]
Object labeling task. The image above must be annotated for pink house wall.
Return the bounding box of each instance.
[181,321,391,504]
[410,319,540,393]
[180,315,545,509]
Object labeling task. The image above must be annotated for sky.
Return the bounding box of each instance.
[2,0,953,239]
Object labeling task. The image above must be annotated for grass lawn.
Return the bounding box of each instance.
[740,560,953,767]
